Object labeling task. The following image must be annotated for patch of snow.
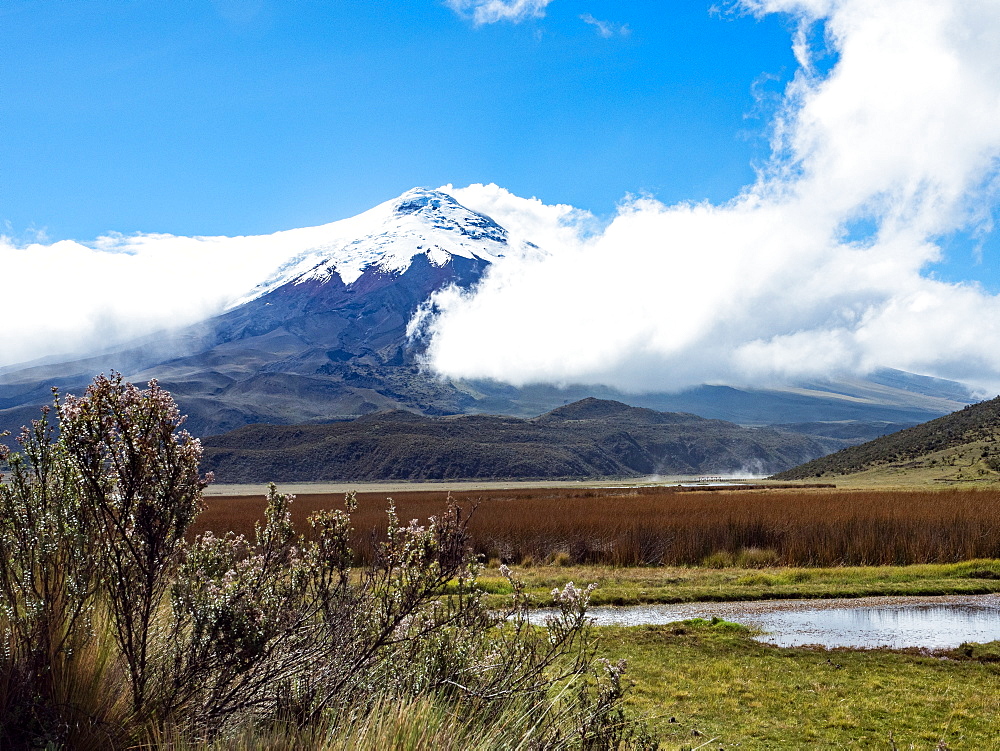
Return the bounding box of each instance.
[230,188,530,307]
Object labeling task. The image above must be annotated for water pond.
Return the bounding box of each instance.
[534,594,1000,650]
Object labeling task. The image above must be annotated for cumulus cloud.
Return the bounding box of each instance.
[417,0,1000,393]
[445,0,553,25]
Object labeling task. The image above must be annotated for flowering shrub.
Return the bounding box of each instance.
[0,374,652,749]
[58,373,211,714]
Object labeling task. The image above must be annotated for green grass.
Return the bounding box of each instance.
[478,559,1000,607]
[601,620,1000,749]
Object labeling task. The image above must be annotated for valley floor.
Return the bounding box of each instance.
[194,483,1000,748]
[201,475,765,496]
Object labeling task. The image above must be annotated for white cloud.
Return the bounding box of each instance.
[0,225,344,368]
[439,182,598,252]
[445,0,553,25]
[579,13,629,38]
[417,0,1000,394]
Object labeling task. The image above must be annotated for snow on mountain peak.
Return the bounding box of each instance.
[391,188,508,244]
[233,188,520,306]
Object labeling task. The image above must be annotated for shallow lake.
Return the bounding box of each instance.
[534,594,1000,649]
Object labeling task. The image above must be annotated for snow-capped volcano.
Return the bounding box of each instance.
[234,188,522,306]
[0,186,527,436]
[0,186,976,443]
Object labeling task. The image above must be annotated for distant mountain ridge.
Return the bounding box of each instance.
[202,398,847,482]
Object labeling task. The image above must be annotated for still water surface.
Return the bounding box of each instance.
[536,594,1000,649]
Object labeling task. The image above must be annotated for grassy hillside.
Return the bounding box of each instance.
[202,398,843,482]
[773,395,1000,481]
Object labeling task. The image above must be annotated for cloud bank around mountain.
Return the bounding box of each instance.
[0,231,293,368]
[417,0,1000,393]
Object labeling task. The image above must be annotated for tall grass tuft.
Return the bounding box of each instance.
[148,681,653,751]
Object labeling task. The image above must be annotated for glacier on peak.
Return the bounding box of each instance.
[231,187,523,307]
[392,189,508,243]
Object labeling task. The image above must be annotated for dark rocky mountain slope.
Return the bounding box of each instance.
[202,398,846,482]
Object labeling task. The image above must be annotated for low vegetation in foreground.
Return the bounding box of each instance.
[0,376,652,750]
[7,376,1000,749]
[602,620,1000,749]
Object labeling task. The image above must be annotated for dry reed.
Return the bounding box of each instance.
[193,486,1000,567]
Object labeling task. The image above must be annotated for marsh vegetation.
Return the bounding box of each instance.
[194,484,1000,747]
[197,485,1000,569]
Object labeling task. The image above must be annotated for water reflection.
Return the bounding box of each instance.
[749,602,1000,648]
[535,594,1000,649]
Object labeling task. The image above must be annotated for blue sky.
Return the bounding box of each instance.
[1,1,799,240]
[4,0,1000,392]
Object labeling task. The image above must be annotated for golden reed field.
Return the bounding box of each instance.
[191,486,1000,568]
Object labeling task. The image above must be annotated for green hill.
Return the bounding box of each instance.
[772,395,1000,482]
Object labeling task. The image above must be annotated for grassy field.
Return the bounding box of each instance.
[819,439,1000,489]
[602,620,1000,750]
[473,560,1000,607]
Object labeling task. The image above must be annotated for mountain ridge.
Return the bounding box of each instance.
[234,187,522,305]
[771,395,1000,480]
[201,398,848,482]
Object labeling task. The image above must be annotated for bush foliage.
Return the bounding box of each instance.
[0,374,651,749]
